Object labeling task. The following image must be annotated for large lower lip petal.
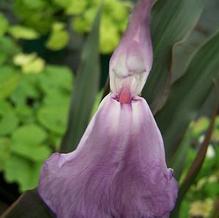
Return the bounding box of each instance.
[38,94,178,218]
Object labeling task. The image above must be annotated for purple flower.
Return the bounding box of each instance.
[38,0,178,217]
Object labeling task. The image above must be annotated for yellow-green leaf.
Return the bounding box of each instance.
[14,53,45,74]
[9,25,39,40]
[0,13,9,36]
[46,23,69,50]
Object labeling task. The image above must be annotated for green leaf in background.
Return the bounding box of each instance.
[66,0,87,15]
[180,107,217,197]
[38,65,73,94]
[10,75,39,106]
[0,66,20,99]
[12,124,47,146]
[72,10,95,33]
[42,90,70,106]
[53,0,70,8]
[4,154,42,192]
[189,199,214,218]
[0,101,19,136]
[15,105,34,124]
[11,143,51,162]
[100,15,120,54]
[9,25,39,40]
[0,36,20,65]
[13,53,45,74]
[10,123,51,161]
[142,0,205,113]
[203,179,219,198]
[72,0,129,53]
[21,0,46,9]
[61,6,102,152]
[37,105,69,135]
[178,200,190,218]
[171,127,193,180]
[212,113,219,142]
[0,13,9,36]
[0,137,11,171]
[13,0,55,34]
[0,63,74,193]
[170,107,217,218]
[191,117,209,138]
[46,23,69,51]
[99,0,129,53]
[156,30,219,160]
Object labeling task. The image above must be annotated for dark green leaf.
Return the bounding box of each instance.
[171,128,192,180]
[61,7,102,152]
[172,0,219,81]
[1,190,55,218]
[156,30,219,160]
[142,0,205,113]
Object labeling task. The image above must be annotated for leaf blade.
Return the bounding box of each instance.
[2,190,55,218]
[143,0,205,113]
[61,7,102,152]
[156,30,219,160]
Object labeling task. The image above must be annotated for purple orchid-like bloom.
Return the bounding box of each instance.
[38,0,178,217]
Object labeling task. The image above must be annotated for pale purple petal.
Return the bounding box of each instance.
[110,0,154,96]
[38,94,177,218]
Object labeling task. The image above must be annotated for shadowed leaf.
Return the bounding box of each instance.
[142,0,205,113]
[156,30,219,160]
[61,7,102,152]
[172,0,219,82]
[1,190,54,218]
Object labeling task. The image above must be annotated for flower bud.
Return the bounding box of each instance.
[110,0,153,97]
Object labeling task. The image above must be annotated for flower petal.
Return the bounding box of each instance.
[38,95,177,218]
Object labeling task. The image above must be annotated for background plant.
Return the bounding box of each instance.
[0,0,219,217]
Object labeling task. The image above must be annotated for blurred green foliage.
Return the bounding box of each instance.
[9,0,130,53]
[0,8,73,190]
[0,63,73,191]
[179,116,219,218]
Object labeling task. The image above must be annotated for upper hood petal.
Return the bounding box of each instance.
[109,0,154,97]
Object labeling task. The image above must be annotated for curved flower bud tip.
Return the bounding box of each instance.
[38,0,178,217]
[110,0,153,98]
